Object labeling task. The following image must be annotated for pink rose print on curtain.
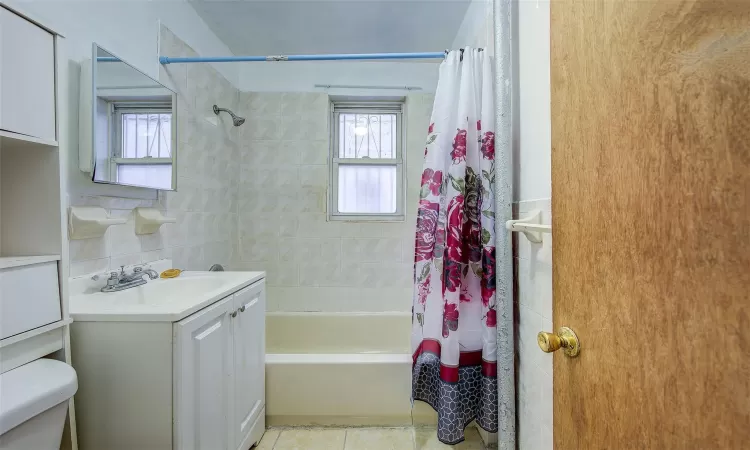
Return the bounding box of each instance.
[421,169,443,196]
[445,195,465,263]
[463,168,483,263]
[485,308,497,327]
[442,302,459,338]
[442,260,462,296]
[417,274,432,305]
[481,131,495,160]
[425,124,435,157]
[410,48,497,445]
[463,222,482,264]
[481,247,496,307]
[415,200,439,262]
[451,129,467,163]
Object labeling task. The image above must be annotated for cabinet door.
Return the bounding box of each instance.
[0,8,56,141]
[231,281,266,450]
[174,295,234,450]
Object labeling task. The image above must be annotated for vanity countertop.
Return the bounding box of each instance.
[70,271,265,322]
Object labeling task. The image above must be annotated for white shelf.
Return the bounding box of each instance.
[0,129,58,149]
[0,254,61,270]
[0,318,72,349]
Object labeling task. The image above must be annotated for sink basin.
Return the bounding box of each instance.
[69,271,266,322]
[136,276,227,303]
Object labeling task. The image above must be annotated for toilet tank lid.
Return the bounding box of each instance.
[0,359,78,435]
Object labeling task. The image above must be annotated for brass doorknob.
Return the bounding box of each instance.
[537,327,580,357]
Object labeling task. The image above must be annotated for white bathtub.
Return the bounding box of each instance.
[265,312,437,427]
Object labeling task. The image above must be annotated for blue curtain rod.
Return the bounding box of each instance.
[159,52,446,64]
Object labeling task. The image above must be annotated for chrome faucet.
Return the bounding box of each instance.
[101,265,160,293]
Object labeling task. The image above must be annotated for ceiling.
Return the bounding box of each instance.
[188,0,473,56]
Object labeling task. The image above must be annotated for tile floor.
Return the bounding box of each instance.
[253,427,489,450]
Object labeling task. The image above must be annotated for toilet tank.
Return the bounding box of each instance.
[0,359,77,450]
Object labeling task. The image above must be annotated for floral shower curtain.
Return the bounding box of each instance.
[412,47,497,445]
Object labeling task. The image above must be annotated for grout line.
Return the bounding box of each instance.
[269,428,282,450]
[342,428,348,450]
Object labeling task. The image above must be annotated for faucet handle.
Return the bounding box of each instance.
[106,272,119,287]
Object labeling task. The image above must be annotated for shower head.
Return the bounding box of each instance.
[213,104,246,127]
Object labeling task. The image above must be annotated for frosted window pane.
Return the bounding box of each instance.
[157,114,172,157]
[121,113,171,158]
[338,165,397,214]
[117,165,173,190]
[338,113,396,159]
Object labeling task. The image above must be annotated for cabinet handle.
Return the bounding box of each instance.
[230,310,238,318]
[240,305,246,313]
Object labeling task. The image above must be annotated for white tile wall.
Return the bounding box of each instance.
[235,92,434,312]
[514,198,553,450]
[69,34,435,314]
[68,26,240,278]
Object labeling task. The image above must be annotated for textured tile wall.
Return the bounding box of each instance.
[68,26,240,277]
[234,92,434,312]
[69,29,435,315]
[514,198,553,450]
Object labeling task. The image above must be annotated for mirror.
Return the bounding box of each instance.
[82,44,177,190]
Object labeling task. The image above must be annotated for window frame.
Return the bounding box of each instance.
[110,102,175,184]
[328,101,406,222]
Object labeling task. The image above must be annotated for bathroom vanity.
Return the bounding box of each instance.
[69,270,266,450]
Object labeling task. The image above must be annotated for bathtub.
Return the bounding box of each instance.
[265,312,437,427]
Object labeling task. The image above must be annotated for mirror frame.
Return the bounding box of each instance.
[87,42,178,191]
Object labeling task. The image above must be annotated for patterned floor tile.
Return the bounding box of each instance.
[344,428,414,450]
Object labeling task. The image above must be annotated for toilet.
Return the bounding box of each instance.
[0,359,78,450]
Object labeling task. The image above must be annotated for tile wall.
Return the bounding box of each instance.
[68,26,240,277]
[68,28,435,316]
[513,0,554,447]
[234,92,434,312]
[514,198,553,449]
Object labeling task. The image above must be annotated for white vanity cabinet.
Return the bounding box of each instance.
[230,282,266,450]
[0,5,56,142]
[174,295,234,450]
[70,273,266,450]
[174,282,266,450]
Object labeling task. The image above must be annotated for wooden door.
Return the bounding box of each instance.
[231,281,266,450]
[174,295,234,450]
[550,1,750,448]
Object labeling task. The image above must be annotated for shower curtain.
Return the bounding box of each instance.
[411,47,498,445]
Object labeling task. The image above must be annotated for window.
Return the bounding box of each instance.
[111,103,174,190]
[329,101,405,221]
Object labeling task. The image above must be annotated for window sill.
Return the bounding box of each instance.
[328,214,405,223]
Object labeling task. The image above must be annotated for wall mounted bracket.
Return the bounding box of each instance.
[134,208,176,235]
[505,209,552,244]
[69,207,127,240]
